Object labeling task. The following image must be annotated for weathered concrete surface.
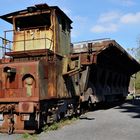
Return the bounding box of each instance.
[1,100,140,140]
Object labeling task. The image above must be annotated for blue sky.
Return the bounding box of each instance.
[0,0,140,52]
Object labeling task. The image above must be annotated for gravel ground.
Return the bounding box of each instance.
[1,99,140,140]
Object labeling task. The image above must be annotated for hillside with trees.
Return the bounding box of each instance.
[128,47,140,94]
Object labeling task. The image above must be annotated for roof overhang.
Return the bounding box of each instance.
[0,3,72,24]
[73,39,140,75]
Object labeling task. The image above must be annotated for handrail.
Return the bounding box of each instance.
[12,37,53,43]
[1,26,54,57]
[0,37,13,43]
[0,37,10,58]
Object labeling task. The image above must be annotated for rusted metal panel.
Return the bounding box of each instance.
[59,29,71,55]
[5,49,52,58]
[62,56,81,75]
[19,102,35,113]
[38,60,48,100]
[80,53,94,65]
[56,58,67,98]
[73,38,110,53]
[79,66,90,93]
[0,61,39,102]
[0,97,39,102]
[56,56,75,98]
[13,29,53,51]
[47,61,57,98]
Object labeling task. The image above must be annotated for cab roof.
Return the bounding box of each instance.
[0,3,72,24]
[73,39,140,75]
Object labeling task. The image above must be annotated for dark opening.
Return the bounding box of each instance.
[62,19,66,31]
[15,13,51,30]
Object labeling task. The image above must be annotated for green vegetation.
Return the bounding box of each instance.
[127,47,140,94]
[135,72,140,92]
[20,133,38,140]
[42,122,59,132]
[19,117,78,139]
[129,71,140,95]
[43,117,78,132]
[127,94,134,100]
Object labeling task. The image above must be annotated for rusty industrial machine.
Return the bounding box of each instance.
[0,3,139,134]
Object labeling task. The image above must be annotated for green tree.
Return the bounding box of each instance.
[127,47,140,94]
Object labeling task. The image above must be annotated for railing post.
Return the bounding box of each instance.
[24,30,25,52]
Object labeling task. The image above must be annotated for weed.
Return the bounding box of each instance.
[43,117,78,132]
[43,122,59,132]
[21,133,37,140]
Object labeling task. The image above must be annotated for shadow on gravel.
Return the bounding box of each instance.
[114,99,140,118]
[92,101,125,111]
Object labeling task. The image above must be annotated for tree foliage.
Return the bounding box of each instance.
[127,47,140,93]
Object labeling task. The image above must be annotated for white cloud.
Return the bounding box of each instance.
[91,11,140,33]
[91,11,120,33]
[121,0,135,6]
[120,12,140,24]
[91,24,118,33]
[98,11,121,23]
[111,0,135,6]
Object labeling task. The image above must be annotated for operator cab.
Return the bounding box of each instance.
[0,3,72,56]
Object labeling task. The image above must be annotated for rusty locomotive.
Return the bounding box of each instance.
[0,3,139,134]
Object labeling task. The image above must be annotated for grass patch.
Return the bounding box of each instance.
[43,122,59,131]
[43,117,78,132]
[21,133,38,140]
[19,117,78,139]
[127,95,133,100]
